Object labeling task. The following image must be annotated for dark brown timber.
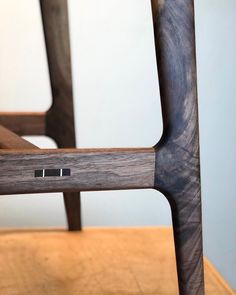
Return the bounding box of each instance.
[0,112,46,136]
[0,125,37,149]
[0,148,155,195]
[0,0,81,231]
[151,0,204,294]
[40,0,81,230]
[0,0,205,291]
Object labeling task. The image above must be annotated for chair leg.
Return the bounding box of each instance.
[151,0,205,293]
[170,195,204,294]
[155,142,204,295]
[63,192,82,231]
[40,0,82,230]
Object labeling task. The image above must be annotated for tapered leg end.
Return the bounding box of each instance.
[63,192,82,231]
[171,200,205,295]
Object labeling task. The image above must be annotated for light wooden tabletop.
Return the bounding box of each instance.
[0,227,234,295]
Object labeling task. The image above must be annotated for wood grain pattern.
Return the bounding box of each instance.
[0,148,155,195]
[0,112,46,136]
[40,0,75,147]
[0,125,37,149]
[151,0,204,294]
[0,228,234,295]
[0,0,81,230]
[40,0,81,230]
[0,0,206,290]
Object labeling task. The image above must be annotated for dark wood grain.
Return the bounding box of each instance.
[0,112,46,136]
[40,0,75,147]
[0,0,205,289]
[151,0,204,294]
[0,125,37,149]
[40,0,81,230]
[0,148,155,195]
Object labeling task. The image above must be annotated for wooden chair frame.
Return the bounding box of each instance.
[0,1,205,294]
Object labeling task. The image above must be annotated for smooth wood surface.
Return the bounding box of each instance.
[0,112,46,135]
[152,1,204,294]
[0,227,234,295]
[0,125,37,149]
[0,148,155,195]
[62,192,81,231]
[0,0,205,291]
[40,0,76,147]
[40,0,81,231]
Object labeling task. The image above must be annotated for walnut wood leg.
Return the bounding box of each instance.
[171,196,204,295]
[62,192,82,231]
[155,142,204,295]
[152,0,205,293]
[40,0,82,231]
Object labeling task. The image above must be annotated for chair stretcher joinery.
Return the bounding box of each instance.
[0,0,204,294]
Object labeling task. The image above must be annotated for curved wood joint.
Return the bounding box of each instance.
[151,0,205,294]
[40,0,81,231]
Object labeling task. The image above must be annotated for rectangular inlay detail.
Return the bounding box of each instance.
[35,169,71,178]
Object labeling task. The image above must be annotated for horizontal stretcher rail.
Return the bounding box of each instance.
[0,112,46,136]
[0,148,155,195]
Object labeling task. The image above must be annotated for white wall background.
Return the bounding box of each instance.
[0,0,235,289]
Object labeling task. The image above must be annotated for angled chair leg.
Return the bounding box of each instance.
[171,195,204,295]
[152,0,205,294]
[63,192,81,231]
[40,0,81,231]
[155,144,204,295]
